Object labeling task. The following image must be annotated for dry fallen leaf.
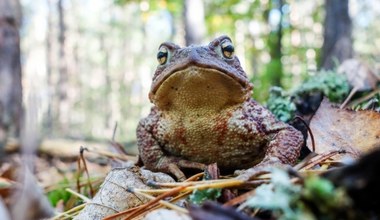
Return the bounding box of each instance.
[338,59,379,91]
[338,59,380,108]
[74,166,175,220]
[307,98,380,160]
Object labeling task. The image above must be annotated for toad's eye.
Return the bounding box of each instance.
[157,46,169,65]
[221,41,234,59]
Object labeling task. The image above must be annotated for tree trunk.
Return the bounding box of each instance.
[0,0,23,148]
[321,0,353,70]
[267,0,283,86]
[256,0,284,100]
[57,0,69,133]
[99,33,113,131]
[183,0,206,45]
[45,0,54,136]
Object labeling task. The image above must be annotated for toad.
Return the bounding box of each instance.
[137,36,303,181]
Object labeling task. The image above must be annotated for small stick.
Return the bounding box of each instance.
[131,191,194,219]
[79,146,95,197]
[100,206,140,220]
[135,179,245,194]
[340,87,358,109]
[122,185,188,220]
[223,189,256,207]
[52,203,86,220]
[76,152,82,193]
[294,152,318,170]
[186,179,245,191]
[300,150,343,171]
[185,172,204,182]
[45,176,104,193]
[112,122,118,142]
[349,88,380,108]
[299,169,328,175]
[294,115,315,152]
[129,190,189,213]
[148,178,243,188]
[86,146,137,162]
[65,188,91,203]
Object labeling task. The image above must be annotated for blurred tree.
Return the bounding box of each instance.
[321,0,353,70]
[183,0,206,45]
[45,0,54,135]
[262,0,284,93]
[57,0,69,133]
[0,0,23,148]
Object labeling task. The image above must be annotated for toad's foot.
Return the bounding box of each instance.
[235,166,270,181]
[235,158,290,181]
[155,156,207,181]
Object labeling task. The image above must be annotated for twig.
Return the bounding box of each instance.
[293,152,318,170]
[52,203,86,220]
[147,178,243,188]
[128,190,188,213]
[185,172,204,182]
[77,146,95,197]
[116,174,202,219]
[223,189,256,207]
[340,86,358,109]
[45,176,104,193]
[135,179,245,195]
[349,88,380,108]
[86,146,137,162]
[65,188,91,203]
[294,115,315,152]
[298,169,328,175]
[107,190,193,220]
[112,122,118,141]
[100,206,140,220]
[299,150,344,171]
[76,152,82,193]
[108,122,133,157]
[121,185,188,220]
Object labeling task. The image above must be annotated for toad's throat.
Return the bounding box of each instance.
[153,66,249,112]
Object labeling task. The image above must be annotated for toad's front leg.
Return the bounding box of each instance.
[137,112,206,181]
[237,112,304,181]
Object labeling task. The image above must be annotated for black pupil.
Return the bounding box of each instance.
[157,51,167,59]
[223,45,234,53]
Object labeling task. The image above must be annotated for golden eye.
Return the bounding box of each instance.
[221,41,234,59]
[157,46,168,65]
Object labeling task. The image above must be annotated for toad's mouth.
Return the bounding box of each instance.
[151,66,251,112]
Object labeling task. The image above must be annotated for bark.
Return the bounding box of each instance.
[321,0,353,70]
[183,0,206,45]
[0,0,23,148]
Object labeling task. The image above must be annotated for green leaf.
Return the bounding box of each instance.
[266,87,296,122]
[303,176,334,200]
[301,176,352,213]
[47,188,72,207]
[296,70,350,102]
[189,188,222,205]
